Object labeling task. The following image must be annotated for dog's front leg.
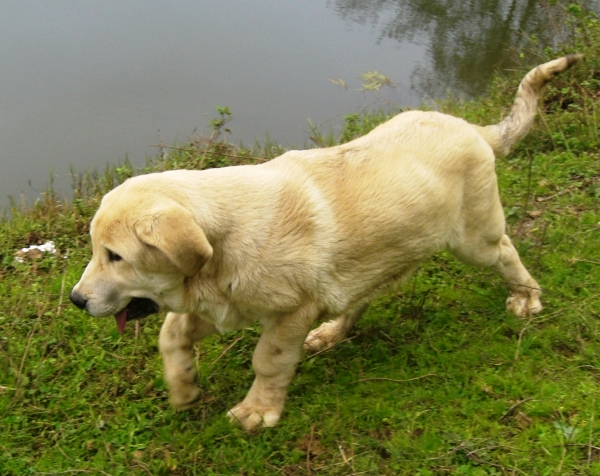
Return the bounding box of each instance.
[159,312,217,409]
[228,306,316,430]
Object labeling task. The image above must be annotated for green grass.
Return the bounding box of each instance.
[1,11,600,476]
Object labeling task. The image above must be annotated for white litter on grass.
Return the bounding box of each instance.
[23,241,57,254]
[14,241,58,263]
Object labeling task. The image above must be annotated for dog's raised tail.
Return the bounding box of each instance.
[476,54,582,157]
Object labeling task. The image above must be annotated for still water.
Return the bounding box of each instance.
[1,1,597,211]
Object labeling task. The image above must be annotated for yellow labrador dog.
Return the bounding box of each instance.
[71,55,580,429]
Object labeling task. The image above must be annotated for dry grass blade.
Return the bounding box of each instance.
[352,374,441,384]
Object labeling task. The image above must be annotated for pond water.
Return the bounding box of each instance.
[1,0,597,211]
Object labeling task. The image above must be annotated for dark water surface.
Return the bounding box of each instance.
[1,0,597,211]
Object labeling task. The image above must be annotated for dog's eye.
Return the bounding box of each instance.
[107,250,122,262]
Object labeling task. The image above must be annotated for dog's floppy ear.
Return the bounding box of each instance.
[134,204,213,277]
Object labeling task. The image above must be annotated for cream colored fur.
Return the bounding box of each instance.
[71,55,580,429]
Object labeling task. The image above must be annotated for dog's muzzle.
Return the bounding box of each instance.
[69,290,160,335]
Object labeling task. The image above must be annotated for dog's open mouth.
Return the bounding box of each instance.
[114,298,160,335]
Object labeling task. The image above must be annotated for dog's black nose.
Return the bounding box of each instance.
[69,291,88,310]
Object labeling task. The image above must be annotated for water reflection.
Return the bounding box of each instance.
[329,0,599,98]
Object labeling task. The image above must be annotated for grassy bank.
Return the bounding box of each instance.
[1,12,599,476]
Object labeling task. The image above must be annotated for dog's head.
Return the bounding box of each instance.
[70,178,213,333]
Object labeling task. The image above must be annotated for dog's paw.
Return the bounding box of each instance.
[304,321,342,353]
[227,401,282,430]
[169,385,201,411]
[506,291,543,317]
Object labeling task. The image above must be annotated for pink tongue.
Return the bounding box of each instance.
[115,309,128,335]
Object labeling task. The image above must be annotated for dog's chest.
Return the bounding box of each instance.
[198,301,253,333]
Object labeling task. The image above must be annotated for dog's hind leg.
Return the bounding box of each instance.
[450,231,542,317]
[159,312,217,410]
[303,303,369,353]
